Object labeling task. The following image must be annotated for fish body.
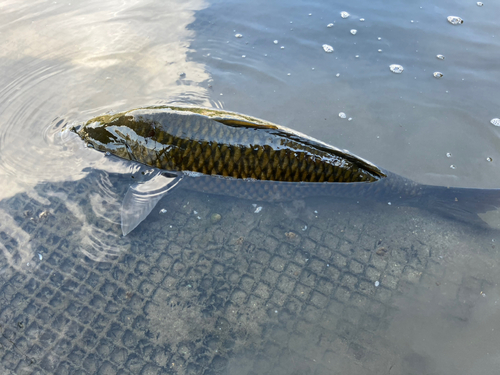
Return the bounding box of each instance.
[73,105,500,234]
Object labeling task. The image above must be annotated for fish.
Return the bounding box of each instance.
[72,105,500,235]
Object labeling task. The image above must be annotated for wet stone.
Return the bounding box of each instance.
[293,283,312,300]
[284,262,301,278]
[293,250,310,266]
[365,266,381,282]
[359,314,380,332]
[349,259,364,274]
[238,275,255,292]
[343,306,363,326]
[340,274,358,290]
[338,240,353,255]
[299,269,317,288]
[269,289,287,306]
[253,283,271,299]
[230,289,247,305]
[315,278,335,296]
[277,275,295,294]
[310,291,328,308]
[369,254,387,270]
[269,256,286,272]
[332,253,347,268]
[381,274,399,289]
[261,268,279,285]
[248,261,264,277]
[302,304,322,323]
[402,267,422,283]
[334,287,351,303]
[307,258,325,273]
[374,287,392,303]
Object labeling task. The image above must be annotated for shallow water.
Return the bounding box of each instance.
[1,0,500,374]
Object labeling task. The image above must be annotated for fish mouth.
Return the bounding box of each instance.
[70,124,82,133]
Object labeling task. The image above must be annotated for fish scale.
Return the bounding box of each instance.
[84,110,378,183]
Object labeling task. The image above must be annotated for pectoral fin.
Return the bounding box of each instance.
[121,171,183,236]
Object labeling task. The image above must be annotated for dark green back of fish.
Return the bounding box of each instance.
[77,107,385,184]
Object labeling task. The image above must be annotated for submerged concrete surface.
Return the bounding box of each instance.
[0,171,499,375]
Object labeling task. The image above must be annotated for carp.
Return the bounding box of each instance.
[72,106,500,235]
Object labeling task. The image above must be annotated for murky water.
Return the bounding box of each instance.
[1,0,500,374]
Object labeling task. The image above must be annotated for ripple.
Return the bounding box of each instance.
[46,170,131,262]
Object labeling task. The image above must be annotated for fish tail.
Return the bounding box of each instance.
[420,185,500,227]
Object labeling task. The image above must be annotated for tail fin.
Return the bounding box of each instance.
[421,185,500,228]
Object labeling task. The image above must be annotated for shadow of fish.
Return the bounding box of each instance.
[72,106,500,235]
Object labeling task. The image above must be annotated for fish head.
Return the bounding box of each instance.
[72,114,155,161]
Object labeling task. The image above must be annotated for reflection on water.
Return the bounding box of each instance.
[0,0,213,201]
[1,0,500,373]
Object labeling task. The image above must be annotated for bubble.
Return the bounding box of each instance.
[159,208,167,214]
[360,18,365,22]
[433,72,443,78]
[377,37,382,40]
[308,13,312,16]
[242,55,246,58]
[339,112,347,119]
[281,46,285,49]
[447,16,463,25]
[322,44,334,53]
[436,54,445,60]
[450,165,456,169]
[355,55,359,58]
[336,73,340,77]
[340,11,350,18]
[235,33,243,38]
[477,2,483,6]
[446,152,452,158]
[273,40,278,44]
[375,281,380,287]
[487,157,493,162]
[350,29,357,35]
[327,23,334,27]
[389,64,404,73]
[378,49,382,52]
[490,118,500,126]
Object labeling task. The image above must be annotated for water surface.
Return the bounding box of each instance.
[1,0,500,374]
